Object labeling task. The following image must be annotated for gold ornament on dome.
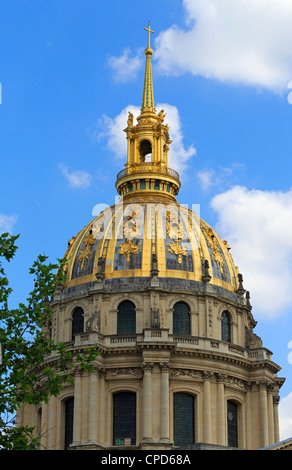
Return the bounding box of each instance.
[166,210,188,264]
[118,239,141,263]
[200,220,225,274]
[118,208,142,263]
[77,228,96,270]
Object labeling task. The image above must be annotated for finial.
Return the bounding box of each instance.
[203,259,211,283]
[144,22,154,51]
[236,273,245,297]
[141,22,155,111]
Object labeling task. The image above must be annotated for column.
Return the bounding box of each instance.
[40,401,48,449]
[160,363,170,442]
[245,383,252,449]
[98,369,106,445]
[72,368,83,446]
[273,396,280,443]
[142,363,153,442]
[216,373,226,446]
[267,386,274,445]
[47,395,57,449]
[258,380,269,448]
[203,371,212,444]
[88,366,99,444]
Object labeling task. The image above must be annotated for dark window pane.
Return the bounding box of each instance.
[64,398,74,449]
[72,307,84,340]
[113,392,136,446]
[173,302,190,336]
[227,400,238,447]
[221,311,231,342]
[173,393,194,446]
[117,301,136,335]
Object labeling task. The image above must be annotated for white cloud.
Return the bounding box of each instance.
[279,392,292,440]
[210,185,292,318]
[0,214,18,235]
[59,163,92,189]
[107,47,143,83]
[197,164,245,191]
[197,169,215,191]
[155,0,292,92]
[93,104,196,174]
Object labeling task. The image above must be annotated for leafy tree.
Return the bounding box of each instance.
[0,233,98,449]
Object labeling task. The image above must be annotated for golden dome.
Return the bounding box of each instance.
[62,23,239,294]
[63,200,239,293]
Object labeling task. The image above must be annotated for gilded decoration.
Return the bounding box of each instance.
[118,207,142,263]
[77,228,96,271]
[166,210,188,264]
[200,219,225,274]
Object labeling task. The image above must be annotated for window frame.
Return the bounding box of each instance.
[173,301,191,336]
[112,391,137,446]
[173,392,195,447]
[221,310,231,343]
[71,307,84,340]
[117,300,136,335]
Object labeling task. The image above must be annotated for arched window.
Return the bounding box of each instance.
[113,392,136,446]
[227,400,238,448]
[64,397,74,450]
[221,311,231,343]
[72,307,84,340]
[173,302,190,336]
[139,139,152,162]
[117,301,136,335]
[173,393,194,446]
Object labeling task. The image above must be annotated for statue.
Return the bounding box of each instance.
[127,111,134,127]
[158,109,165,123]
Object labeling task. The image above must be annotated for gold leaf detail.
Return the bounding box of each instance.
[166,210,188,264]
[77,229,96,271]
[118,207,142,263]
[118,240,141,263]
[167,240,188,264]
[201,220,225,273]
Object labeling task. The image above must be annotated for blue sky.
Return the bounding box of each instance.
[1,0,292,440]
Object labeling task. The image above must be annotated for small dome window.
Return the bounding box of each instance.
[139,139,152,162]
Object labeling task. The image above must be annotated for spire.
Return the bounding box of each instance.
[115,23,181,203]
[141,23,155,112]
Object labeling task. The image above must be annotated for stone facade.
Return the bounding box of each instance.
[18,276,284,450]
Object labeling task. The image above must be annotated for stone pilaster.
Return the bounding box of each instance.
[203,371,213,444]
[142,363,153,442]
[72,368,83,446]
[160,363,171,443]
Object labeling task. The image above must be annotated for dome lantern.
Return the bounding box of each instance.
[115,23,180,203]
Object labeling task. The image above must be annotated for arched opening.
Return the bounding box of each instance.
[173,393,195,446]
[113,392,136,446]
[117,300,136,335]
[173,302,190,336]
[221,311,231,343]
[139,139,152,162]
[227,400,238,447]
[64,397,74,450]
[72,307,84,340]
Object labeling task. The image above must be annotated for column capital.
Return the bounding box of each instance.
[202,370,213,381]
[159,362,170,373]
[143,362,154,373]
[216,373,227,384]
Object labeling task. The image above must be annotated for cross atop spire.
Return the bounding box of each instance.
[142,23,155,112]
[144,22,154,49]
